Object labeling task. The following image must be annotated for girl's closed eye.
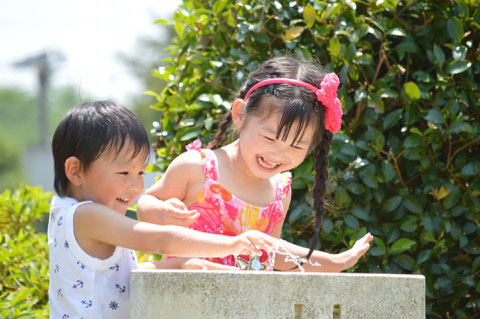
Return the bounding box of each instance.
[262,135,275,142]
[117,171,129,176]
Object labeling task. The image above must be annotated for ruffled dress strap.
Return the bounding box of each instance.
[186,139,218,181]
[274,171,292,201]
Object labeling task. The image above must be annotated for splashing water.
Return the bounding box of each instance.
[267,242,322,272]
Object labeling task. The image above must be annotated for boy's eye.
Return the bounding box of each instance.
[263,135,275,142]
[139,171,145,176]
[117,171,129,175]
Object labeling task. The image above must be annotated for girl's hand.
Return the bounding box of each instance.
[179,258,239,271]
[159,198,200,227]
[229,230,277,256]
[340,232,373,270]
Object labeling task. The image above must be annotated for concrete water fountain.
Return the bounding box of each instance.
[130,270,425,318]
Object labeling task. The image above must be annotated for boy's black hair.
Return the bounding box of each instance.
[52,100,150,197]
[209,57,332,264]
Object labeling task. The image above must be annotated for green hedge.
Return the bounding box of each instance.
[0,186,51,318]
[149,0,480,317]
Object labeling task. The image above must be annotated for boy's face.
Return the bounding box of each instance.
[73,141,147,214]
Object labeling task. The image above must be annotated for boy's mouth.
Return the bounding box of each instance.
[116,197,130,204]
[257,156,280,169]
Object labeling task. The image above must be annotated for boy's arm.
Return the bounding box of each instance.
[270,192,373,272]
[74,202,275,258]
[137,151,202,227]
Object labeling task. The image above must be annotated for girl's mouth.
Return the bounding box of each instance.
[257,156,280,169]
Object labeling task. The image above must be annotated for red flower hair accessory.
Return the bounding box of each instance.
[243,73,343,133]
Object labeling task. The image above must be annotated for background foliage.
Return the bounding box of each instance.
[148,0,480,317]
[0,186,51,318]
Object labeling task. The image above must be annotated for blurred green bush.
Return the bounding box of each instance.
[148,0,480,317]
[0,186,51,318]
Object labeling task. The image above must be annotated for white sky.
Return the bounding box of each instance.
[0,0,182,103]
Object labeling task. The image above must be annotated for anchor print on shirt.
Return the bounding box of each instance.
[57,216,63,226]
[54,264,60,273]
[109,263,119,271]
[64,240,69,249]
[115,284,126,293]
[77,261,85,270]
[81,300,92,308]
[57,289,63,298]
[72,280,84,289]
[54,238,58,247]
[62,315,69,319]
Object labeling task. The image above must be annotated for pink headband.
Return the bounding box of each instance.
[243,73,343,133]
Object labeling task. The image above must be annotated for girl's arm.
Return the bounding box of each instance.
[138,258,238,270]
[137,151,203,227]
[74,202,275,259]
[270,192,372,272]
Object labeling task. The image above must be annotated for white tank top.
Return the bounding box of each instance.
[48,196,137,319]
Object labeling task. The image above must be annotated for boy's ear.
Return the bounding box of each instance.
[231,99,246,129]
[64,156,83,186]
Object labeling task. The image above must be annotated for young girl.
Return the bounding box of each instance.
[48,101,276,318]
[137,57,373,271]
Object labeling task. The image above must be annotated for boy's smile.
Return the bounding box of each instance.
[68,141,147,214]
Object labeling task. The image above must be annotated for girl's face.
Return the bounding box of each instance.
[72,140,147,214]
[236,101,316,179]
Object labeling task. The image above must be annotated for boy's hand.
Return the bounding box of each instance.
[160,198,200,227]
[229,230,277,256]
[341,232,373,270]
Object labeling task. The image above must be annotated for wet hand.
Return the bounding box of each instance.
[161,198,200,227]
[342,232,373,270]
[230,230,277,256]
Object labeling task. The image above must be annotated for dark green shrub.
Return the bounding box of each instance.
[149,0,479,317]
[0,186,51,318]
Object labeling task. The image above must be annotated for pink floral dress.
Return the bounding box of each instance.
[185,139,292,268]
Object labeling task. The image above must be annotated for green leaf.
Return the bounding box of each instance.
[446,60,472,75]
[395,254,416,271]
[403,82,420,100]
[403,135,422,148]
[385,196,402,212]
[390,238,416,255]
[322,218,333,233]
[303,3,316,28]
[335,186,351,206]
[424,109,444,125]
[383,109,402,130]
[417,250,433,264]
[284,26,304,42]
[433,44,445,66]
[180,128,201,141]
[359,170,379,189]
[461,162,479,176]
[403,197,422,214]
[447,17,464,43]
[386,28,407,37]
[351,207,369,221]
[344,214,360,230]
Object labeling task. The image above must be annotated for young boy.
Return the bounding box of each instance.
[48,101,276,318]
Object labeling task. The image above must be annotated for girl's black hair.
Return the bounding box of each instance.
[209,56,333,262]
[52,100,150,197]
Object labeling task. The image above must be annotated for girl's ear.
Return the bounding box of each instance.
[231,99,246,129]
[64,156,83,186]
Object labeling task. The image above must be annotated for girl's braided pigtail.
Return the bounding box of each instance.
[306,131,333,259]
[208,111,233,149]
